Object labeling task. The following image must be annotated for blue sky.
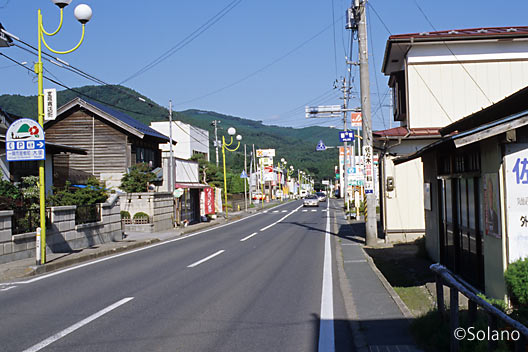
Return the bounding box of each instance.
[0,0,527,130]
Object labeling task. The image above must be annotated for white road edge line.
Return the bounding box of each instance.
[22,297,134,352]
[318,201,334,352]
[240,232,258,242]
[259,205,303,232]
[187,250,225,268]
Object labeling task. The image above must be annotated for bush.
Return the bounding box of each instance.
[133,212,149,220]
[120,211,131,219]
[47,177,108,206]
[120,163,156,193]
[504,257,528,306]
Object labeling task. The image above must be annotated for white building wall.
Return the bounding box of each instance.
[384,156,425,235]
[407,41,528,128]
[150,121,209,161]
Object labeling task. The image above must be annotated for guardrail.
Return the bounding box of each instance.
[431,263,528,351]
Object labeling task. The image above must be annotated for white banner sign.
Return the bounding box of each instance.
[504,144,528,263]
[44,88,57,121]
[256,149,275,158]
[363,145,374,194]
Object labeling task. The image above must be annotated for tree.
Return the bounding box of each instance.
[120,163,156,193]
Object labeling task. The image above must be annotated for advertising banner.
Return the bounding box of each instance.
[256,149,275,158]
[504,144,528,262]
[203,187,215,215]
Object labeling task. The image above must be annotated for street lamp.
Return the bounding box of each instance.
[222,127,242,219]
[36,0,92,265]
[277,158,288,201]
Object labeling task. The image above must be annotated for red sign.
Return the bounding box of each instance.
[204,187,215,214]
[350,112,362,128]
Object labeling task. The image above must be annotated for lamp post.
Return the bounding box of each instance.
[222,127,242,219]
[35,0,92,265]
[286,165,294,198]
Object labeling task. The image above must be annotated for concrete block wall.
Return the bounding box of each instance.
[120,192,174,232]
[0,194,123,264]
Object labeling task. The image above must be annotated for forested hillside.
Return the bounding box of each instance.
[0,85,340,181]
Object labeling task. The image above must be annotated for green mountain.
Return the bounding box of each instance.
[0,85,341,182]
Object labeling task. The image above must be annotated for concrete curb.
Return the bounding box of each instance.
[362,247,415,319]
[29,239,161,277]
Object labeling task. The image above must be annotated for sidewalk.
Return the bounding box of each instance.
[333,203,422,352]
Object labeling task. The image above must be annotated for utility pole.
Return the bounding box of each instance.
[212,120,220,167]
[169,100,174,194]
[354,0,378,246]
[341,77,350,216]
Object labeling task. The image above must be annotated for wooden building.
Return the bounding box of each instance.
[44,97,169,188]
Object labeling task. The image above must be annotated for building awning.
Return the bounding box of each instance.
[175,182,210,189]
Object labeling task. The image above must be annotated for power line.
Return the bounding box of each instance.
[331,0,339,79]
[366,6,386,130]
[412,0,493,105]
[119,0,243,85]
[174,19,339,106]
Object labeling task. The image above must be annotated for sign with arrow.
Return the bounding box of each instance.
[240,170,248,179]
[316,140,327,151]
[6,118,46,161]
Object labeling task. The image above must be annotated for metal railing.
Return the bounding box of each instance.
[75,204,101,225]
[431,263,528,351]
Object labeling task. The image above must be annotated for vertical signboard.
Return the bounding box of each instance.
[44,88,57,121]
[504,144,528,263]
[203,187,215,215]
[363,145,374,194]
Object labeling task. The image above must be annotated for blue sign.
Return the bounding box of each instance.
[6,118,45,161]
[240,170,248,179]
[339,131,355,142]
[316,140,327,151]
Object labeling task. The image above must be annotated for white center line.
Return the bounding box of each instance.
[187,250,225,268]
[259,205,303,232]
[282,210,288,212]
[22,297,134,352]
[311,209,317,212]
[302,210,308,212]
[273,210,279,213]
[240,232,258,242]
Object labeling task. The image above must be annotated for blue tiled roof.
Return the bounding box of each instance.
[83,98,169,141]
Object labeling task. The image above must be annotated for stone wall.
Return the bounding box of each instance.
[0,194,122,264]
[119,192,174,232]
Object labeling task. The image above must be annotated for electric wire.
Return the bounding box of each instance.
[366,6,387,130]
[412,0,493,106]
[174,18,339,106]
[367,1,454,123]
[119,0,243,85]
[331,0,339,79]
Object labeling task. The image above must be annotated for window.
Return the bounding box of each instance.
[389,71,406,122]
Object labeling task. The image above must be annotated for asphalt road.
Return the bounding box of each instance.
[0,200,353,352]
